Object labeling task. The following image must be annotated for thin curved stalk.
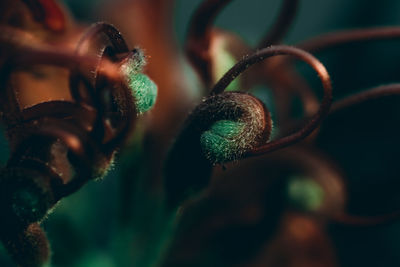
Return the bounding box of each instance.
[322,84,400,226]
[272,27,400,115]
[185,0,232,86]
[268,27,400,120]
[257,0,299,48]
[186,0,232,42]
[164,92,271,208]
[330,84,400,114]
[210,45,332,156]
[69,22,135,154]
[10,47,121,81]
[329,211,400,227]
[298,26,400,53]
[0,26,121,81]
[279,84,400,138]
[260,59,319,120]
[255,0,314,123]
[275,26,400,132]
[0,25,134,163]
[9,47,136,155]
[186,0,312,125]
[186,0,300,86]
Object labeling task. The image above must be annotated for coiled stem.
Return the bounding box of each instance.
[164,92,271,208]
[186,0,299,86]
[321,84,400,226]
[298,26,400,53]
[210,45,332,156]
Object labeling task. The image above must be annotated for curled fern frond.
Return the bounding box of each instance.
[196,92,272,164]
[0,23,149,234]
[210,45,332,156]
[164,91,271,208]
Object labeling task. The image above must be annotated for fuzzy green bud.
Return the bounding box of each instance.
[200,120,246,164]
[127,73,157,114]
[120,48,157,113]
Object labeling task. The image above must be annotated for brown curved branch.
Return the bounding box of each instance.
[210,45,332,156]
[185,0,232,86]
[330,83,400,114]
[257,0,299,48]
[186,0,300,87]
[320,84,400,226]
[0,26,121,80]
[270,27,400,120]
[329,211,400,227]
[298,26,400,53]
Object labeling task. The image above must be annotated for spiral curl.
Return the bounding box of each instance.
[164,92,271,208]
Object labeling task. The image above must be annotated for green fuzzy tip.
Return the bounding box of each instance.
[200,120,245,164]
[120,48,157,113]
[128,73,158,114]
[287,176,325,212]
[121,48,147,77]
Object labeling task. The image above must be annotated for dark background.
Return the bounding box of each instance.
[1,0,400,266]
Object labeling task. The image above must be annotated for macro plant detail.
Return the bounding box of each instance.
[0,1,157,265]
[0,0,400,266]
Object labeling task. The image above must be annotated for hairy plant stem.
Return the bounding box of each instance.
[209,45,332,156]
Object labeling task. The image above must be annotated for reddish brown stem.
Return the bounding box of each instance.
[269,27,400,122]
[279,84,400,139]
[272,27,400,118]
[186,0,300,86]
[329,211,400,227]
[1,25,134,155]
[210,45,332,156]
[260,59,319,121]
[70,22,135,154]
[330,84,400,114]
[0,26,121,81]
[257,0,299,48]
[322,84,400,226]
[298,26,400,53]
[185,0,232,86]
[9,47,121,81]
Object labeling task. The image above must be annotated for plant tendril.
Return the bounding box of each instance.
[210,45,332,156]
